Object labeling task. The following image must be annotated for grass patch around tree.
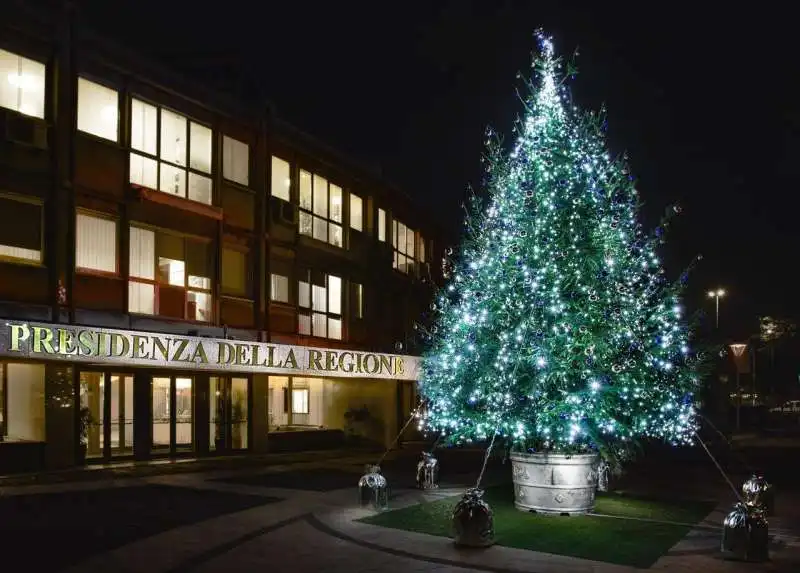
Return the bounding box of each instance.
[358,486,715,568]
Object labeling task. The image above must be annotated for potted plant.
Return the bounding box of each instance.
[344,405,370,443]
[415,34,711,515]
[77,406,92,464]
[231,401,244,450]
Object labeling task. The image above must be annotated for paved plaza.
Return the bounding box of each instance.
[1,451,799,572]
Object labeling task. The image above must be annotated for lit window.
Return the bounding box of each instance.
[190,122,212,173]
[298,280,311,309]
[378,208,386,242]
[298,170,344,248]
[131,99,157,155]
[0,195,42,264]
[128,226,155,314]
[76,213,116,273]
[393,219,416,274]
[0,49,45,119]
[328,275,341,315]
[298,314,311,335]
[328,318,342,341]
[291,388,309,414]
[271,156,291,201]
[160,109,187,166]
[270,273,289,303]
[77,78,118,141]
[223,136,249,186]
[129,99,213,204]
[0,362,46,442]
[297,272,342,339]
[350,194,363,232]
[128,226,212,321]
[221,248,248,297]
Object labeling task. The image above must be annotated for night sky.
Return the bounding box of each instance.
[57,1,800,337]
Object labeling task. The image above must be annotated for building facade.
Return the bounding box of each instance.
[0,4,444,473]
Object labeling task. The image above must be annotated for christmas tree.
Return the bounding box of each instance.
[418,33,705,465]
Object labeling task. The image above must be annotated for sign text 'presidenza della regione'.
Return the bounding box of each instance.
[0,320,420,381]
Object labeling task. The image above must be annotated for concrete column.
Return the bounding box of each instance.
[133,371,151,460]
[383,379,399,449]
[194,374,210,455]
[44,364,75,469]
[51,1,77,322]
[251,374,269,453]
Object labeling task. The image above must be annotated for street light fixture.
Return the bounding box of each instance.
[707,288,725,329]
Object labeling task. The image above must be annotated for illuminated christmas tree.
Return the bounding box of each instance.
[418,33,706,465]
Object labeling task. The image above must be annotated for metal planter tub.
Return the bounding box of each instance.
[510,451,600,515]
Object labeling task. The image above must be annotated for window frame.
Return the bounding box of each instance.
[297,271,343,340]
[353,282,364,320]
[349,193,363,232]
[377,208,387,242]
[127,225,214,322]
[75,210,119,276]
[0,48,46,119]
[0,192,44,267]
[392,218,416,274]
[0,361,46,442]
[76,76,120,143]
[270,156,292,202]
[297,169,344,248]
[127,96,214,205]
[220,246,250,299]
[222,135,250,187]
[270,273,290,304]
[0,362,6,439]
[291,387,310,415]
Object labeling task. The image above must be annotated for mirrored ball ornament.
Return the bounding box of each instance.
[358,464,389,511]
[416,452,440,490]
[451,488,495,548]
[742,474,775,515]
[721,502,769,562]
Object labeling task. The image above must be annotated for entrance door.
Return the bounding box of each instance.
[210,376,249,452]
[79,371,134,460]
[151,375,195,454]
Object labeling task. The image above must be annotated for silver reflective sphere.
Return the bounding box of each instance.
[452,488,494,548]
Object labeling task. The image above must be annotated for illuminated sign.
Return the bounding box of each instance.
[0,319,420,381]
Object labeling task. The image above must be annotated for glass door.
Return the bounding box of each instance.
[151,377,171,452]
[230,377,248,450]
[80,371,104,459]
[79,371,134,460]
[175,377,193,451]
[109,374,134,455]
[151,375,194,454]
[210,376,248,452]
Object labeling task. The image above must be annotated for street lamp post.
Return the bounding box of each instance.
[730,343,748,431]
[707,288,726,329]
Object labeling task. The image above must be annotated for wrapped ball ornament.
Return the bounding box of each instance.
[721,502,769,562]
[742,474,775,515]
[416,451,439,490]
[358,464,389,511]
[451,488,495,548]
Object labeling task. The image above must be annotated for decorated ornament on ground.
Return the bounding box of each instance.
[742,473,775,515]
[721,502,769,562]
[416,451,440,490]
[597,459,610,492]
[358,464,389,511]
[451,488,495,548]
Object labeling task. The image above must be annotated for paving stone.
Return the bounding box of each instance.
[3,459,800,573]
[214,467,362,491]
